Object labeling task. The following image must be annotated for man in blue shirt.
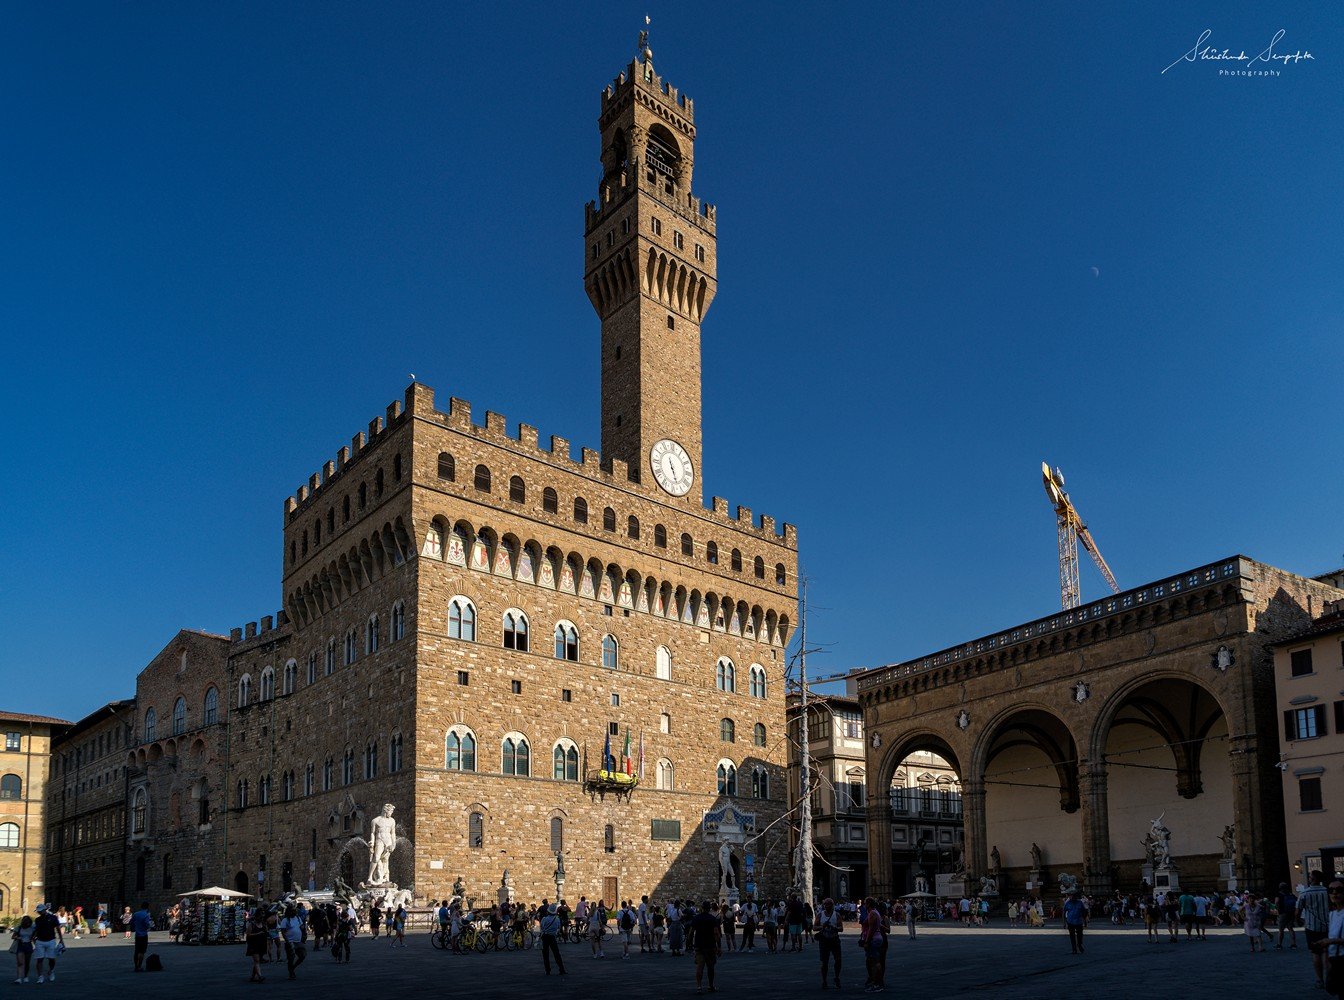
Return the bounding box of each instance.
[131,901,153,971]
[1063,892,1088,954]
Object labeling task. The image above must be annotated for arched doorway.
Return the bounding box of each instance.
[886,736,964,893]
[234,869,249,895]
[1099,678,1231,888]
[981,708,1082,886]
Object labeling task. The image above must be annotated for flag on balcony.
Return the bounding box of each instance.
[638,729,645,781]
[623,728,632,776]
[603,731,613,773]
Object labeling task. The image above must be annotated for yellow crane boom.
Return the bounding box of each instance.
[1042,462,1120,610]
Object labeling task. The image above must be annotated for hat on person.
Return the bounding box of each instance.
[548,904,558,914]
[35,903,47,912]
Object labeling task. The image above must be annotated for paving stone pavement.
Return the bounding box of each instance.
[14,924,1319,999]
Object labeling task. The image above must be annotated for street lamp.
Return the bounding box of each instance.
[553,851,566,901]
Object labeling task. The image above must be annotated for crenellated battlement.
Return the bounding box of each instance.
[404,382,795,549]
[601,56,695,123]
[586,167,716,234]
[285,397,408,519]
[228,610,289,648]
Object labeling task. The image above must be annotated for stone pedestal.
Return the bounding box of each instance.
[1026,869,1042,893]
[1219,859,1238,892]
[1153,865,1180,892]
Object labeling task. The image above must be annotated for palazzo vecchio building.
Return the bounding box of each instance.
[46,41,798,911]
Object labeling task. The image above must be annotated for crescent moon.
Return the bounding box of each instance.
[1090,266,1100,278]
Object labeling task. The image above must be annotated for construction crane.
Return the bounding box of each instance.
[1042,462,1120,610]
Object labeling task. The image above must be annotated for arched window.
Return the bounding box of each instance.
[259,666,275,701]
[172,697,186,735]
[502,734,530,777]
[282,772,294,801]
[366,615,380,655]
[144,708,157,742]
[681,533,693,556]
[469,811,484,848]
[509,476,525,503]
[754,556,765,580]
[448,597,477,641]
[358,483,367,509]
[325,639,336,675]
[627,515,640,539]
[706,541,719,564]
[553,739,579,781]
[775,563,787,586]
[731,549,742,572]
[0,774,21,800]
[716,761,737,796]
[720,718,735,743]
[0,822,20,848]
[392,602,405,641]
[542,487,558,514]
[604,824,616,853]
[550,816,565,852]
[258,774,271,805]
[374,467,384,498]
[654,524,667,548]
[474,464,491,492]
[131,788,147,833]
[503,610,530,651]
[656,758,675,790]
[344,628,358,665]
[393,453,403,481]
[716,657,736,693]
[389,733,403,773]
[749,664,768,699]
[364,740,378,780]
[655,646,671,680]
[602,634,619,670]
[282,661,297,695]
[603,507,616,531]
[445,727,477,771]
[314,519,321,544]
[751,766,770,799]
[203,687,218,726]
[342,495,350,522]
[438,452,456,481]
[322,757,334,791]
[554,621,578,661]
[573,497,588,524]
[306,652,317,684]
[342,748,355,785]
[754,722,767,747]
[304,762,314,795]
[237,779,249,808]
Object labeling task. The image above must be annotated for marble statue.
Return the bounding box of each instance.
[368,803,397,885]
[718,841,736,893]
[989,846,1001,875]
[980,875,998,896]
[1148,813,1172,867]
[453,876,465,900]
[1219,823,1236,860]
[1029,842,1042,871]
[913,837,928,870]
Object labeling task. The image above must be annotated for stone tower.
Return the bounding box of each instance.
[585,37,717,504]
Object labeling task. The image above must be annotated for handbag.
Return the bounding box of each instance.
[8,937,18,955]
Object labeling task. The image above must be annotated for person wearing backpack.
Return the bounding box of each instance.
[815,897,844,990]
[618,901,637,959]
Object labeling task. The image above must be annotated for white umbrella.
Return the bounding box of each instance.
[901,891,936,899]
[179,886,251,899]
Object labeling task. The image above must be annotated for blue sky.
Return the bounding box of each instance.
[2,2,1340,721]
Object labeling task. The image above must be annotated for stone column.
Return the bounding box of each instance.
[1227,731,1271,889]
[1079,759,1113,896]
[866,802,893,898]
[962,778,988,885]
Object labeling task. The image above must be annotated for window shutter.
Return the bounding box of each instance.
[1335,701,1344,735]
[1284,709,1297,740]
[1314,704,1327,735]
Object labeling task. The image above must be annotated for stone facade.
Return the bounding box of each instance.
[46,701,135,914]
[0,711,69,919]
[1272,598,1344,877]
[50,42,798,915]
[857,557,1344,899]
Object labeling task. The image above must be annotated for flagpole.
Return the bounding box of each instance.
[794,578,814,903]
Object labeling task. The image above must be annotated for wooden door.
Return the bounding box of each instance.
[603,876,619,908]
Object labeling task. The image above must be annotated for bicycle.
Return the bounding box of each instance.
[452,924,480,954]
[504,926,536,951]
[429,925,452,950]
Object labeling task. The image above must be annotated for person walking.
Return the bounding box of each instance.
[589,898,607,959]
[858,896,886,993]
[1063,891,1088,955]
[617,900,637,959]
[245,906,269,981]
[786,895,805,952]
[130,900,153,972]
[814,897,843,990]
[1301,871,1332,989]
[333,906,354,964]
[539,903,567,975]
[1275,883,1299,950]
[667,899,684,956]
[393,904,407,947]
[1243,892,1267,953]
[720,899,737,953]
[10,915,35,983]
[29,904,62,984]
[1309,880,1344,997]
[903,900,916,940]
[280,904,306,980]
[691,901,722,995]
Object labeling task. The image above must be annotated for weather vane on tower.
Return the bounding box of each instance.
[639,15,650,56]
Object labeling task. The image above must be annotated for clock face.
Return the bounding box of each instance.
[650,439,694,497]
